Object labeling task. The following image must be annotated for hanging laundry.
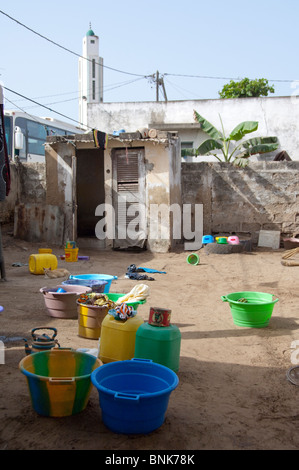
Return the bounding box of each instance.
[93,129,108,149]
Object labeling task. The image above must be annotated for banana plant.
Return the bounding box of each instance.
[181,110,279,167]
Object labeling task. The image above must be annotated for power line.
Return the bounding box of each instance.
[1,8,294,114]
[164,73,295,84]
[4,96,56,125]
[3,85,90,129]
[0,9,149,79]
[15,77,145,110]
[10,77,144,105]
[104,76,146,93]
[1,8,295,90]
[164,77,206,100]
[20,96,80,110]
[11,90,80,103]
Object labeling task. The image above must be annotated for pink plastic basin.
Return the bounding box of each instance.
[40,284,92,319]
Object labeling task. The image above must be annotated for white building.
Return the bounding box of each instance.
[78,26,103,127]
[79,28,299,162]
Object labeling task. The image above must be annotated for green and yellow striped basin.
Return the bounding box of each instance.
[19,348,102,417]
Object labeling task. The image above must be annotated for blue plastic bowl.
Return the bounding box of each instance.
[202,235,214,244]
[91,358,179,434]
[68,274,117,293]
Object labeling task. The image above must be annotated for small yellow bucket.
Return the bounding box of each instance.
[65,248,79,262]
[29,253,58,275]
[38,248,53,254]
[77,302,109,340]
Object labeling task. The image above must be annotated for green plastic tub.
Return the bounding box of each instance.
[221,291,279,328]
[106,293,146,310]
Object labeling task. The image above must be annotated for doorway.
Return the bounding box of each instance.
[76,148,105,238]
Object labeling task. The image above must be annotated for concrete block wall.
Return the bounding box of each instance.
[0,162,46,223]
[2,160,299,247]
[182,161,299,240]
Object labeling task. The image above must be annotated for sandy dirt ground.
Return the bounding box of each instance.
[1,223,299,452]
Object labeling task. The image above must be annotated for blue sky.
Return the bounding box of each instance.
[0,0,298,126]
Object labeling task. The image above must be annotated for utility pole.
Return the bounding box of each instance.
[154,71,168,102]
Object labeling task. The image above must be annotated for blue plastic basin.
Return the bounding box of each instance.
[91,358,179,434]
[68,274,117,293]
[62,279,108,293]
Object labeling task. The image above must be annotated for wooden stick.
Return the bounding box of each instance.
[282,247,299,259]
[281,259,299,266]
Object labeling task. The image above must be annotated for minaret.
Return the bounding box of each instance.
[78,24,103,128]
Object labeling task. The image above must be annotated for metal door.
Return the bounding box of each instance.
[112,148,146,249]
